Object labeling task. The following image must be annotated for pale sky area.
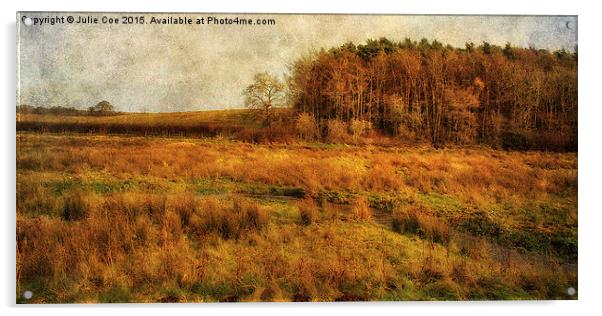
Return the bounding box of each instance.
[17,13,577,112]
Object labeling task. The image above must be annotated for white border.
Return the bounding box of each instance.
[2,1,600,315]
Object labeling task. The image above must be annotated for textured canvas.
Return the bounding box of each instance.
[16,12,578,303]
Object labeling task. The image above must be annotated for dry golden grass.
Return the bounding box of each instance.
[297,198,319,225]
[16,132,577,302]
[392,205,451,245]
[351,196,372,220]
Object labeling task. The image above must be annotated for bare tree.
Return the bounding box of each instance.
[243,72,285,126]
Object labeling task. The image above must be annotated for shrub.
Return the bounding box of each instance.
[295,113,320,141]
[349,119,372,142]
[297,198,318,225]
[326,119,350,143]
[396,122,417,142]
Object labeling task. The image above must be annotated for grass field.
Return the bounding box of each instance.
[17,110,257,126]
[16,111,577,302]
[16,110,296,143]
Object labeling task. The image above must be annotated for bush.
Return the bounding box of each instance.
[295,113,320,141]
[349,119,372,142]
[396,123,417,142]
[326,119,350,143]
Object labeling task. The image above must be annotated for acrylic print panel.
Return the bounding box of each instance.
[16,12,578,303]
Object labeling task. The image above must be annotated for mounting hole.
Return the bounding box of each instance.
[22,290,33,300]
[23,17,33,26]
[567,287,576,296]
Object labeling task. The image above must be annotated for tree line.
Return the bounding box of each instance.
[282,38,577,150]
[17,101,117,116]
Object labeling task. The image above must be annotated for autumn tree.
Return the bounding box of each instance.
[243,72,285,126]
[288,37,577,150]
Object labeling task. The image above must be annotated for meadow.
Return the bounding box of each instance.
[16,112,577,302]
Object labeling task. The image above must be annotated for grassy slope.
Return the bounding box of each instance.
[16,129,577,302]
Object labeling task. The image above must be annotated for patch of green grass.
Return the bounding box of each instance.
[421,280,464,300]
[193,178,306,199]
[99,286,132,303]
[260,200,298,224]
[242,182,306,198]
[193,178,229,195]
[417,192,466,215]
[367,194,403,213]
[190,282,239,302]
[318,190,354,205]
[459,210,503,237]
[47,177,169,195]
[158,286,187,303]
[551,232,578,261]
[503,229,550,254]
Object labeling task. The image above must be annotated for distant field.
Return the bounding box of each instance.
[16,110,300,143]
[17,109,257,126]
[16,130,577,302]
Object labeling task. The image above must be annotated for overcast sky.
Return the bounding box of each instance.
[17,13,577,112]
